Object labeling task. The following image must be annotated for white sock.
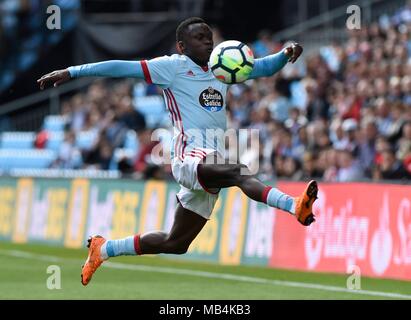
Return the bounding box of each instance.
[100,236,136,260]
[100,242,109,260]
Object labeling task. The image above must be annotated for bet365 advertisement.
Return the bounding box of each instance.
[0,177,410,281]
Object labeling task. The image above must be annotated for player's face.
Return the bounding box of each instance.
[181,23,214,66]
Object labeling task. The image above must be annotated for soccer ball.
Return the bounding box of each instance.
[209,40,254,84]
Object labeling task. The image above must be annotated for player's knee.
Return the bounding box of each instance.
[166,240,189,254]
[173,246,189,255]
[171,245,189,255]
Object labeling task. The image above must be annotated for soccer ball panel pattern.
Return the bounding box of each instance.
[209,40,254,84]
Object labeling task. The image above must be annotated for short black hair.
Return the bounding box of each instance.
[176,17,206,42]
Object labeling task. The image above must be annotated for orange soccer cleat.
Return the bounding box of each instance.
[81,235,106,286]
[294,180,318,226]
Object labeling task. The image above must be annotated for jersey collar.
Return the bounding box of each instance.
[184,55,210,73]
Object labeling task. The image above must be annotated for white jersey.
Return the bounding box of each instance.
[141,54,228,160]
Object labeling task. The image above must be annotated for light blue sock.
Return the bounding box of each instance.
[100,236,136,260]
[266,188,296,214]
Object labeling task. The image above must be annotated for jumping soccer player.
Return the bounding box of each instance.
[37,17,318,286]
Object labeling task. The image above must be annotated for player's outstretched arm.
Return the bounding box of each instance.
[248,42,303,80]
[37,60,145,90]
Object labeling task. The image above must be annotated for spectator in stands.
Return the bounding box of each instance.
[284,107,307,135]
[386,101,407,143]
[323,148,338,182]
[336,149,364,182]
[312,128,332,154]
[397,121,411,172]
[330,118,345,150]
[300,152,323,180]
[402,75,411,105]
[103,109,128,149]
[304,78,329,122]
[337,118,360,156]
[267,81,292,123]
[54,129,82,169]
[374,135,392,166]
[277,129,295,159]
[82,131,113,170]
[69,94,87,133]
[134,128,159,173]
[290,124,308,161]
[82,103,103,133]
[228,85,255,128]
[358,119,378,177]
[373,148,411,180]
[376,99,396,138]
[117,95,146,132]
[281,156,303,181]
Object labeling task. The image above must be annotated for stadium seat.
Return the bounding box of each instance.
[43,115,69,132]
[0,132,35,149]
[76,130,98,150]
[0,149,57,170]
[46,132,65,152]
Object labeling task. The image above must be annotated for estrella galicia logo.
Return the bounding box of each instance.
[199,87,224,112]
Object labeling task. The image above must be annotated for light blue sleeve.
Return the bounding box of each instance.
[145,55,178,88]
[68,56,178,88]
[248,50,289,79]
[67,60,145,79]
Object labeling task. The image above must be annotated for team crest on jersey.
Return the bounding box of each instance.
[199,87,224,112]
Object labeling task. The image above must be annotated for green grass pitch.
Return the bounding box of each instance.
[0,241,410,300]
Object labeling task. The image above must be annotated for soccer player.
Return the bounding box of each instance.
[37,17,318,286]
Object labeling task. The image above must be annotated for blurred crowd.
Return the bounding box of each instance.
[227,4,411,182]
[51,4,411,182]
[45,80,163,177]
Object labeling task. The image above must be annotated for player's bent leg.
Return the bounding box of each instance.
[197,160,318,226]
[139,203,207,254]
[197,162,266,201]
[81,204,206,286]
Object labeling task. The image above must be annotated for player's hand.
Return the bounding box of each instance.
[37,69,71,90]
[284,42,303,63]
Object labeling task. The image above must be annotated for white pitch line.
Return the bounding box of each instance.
[1,249,410,300]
